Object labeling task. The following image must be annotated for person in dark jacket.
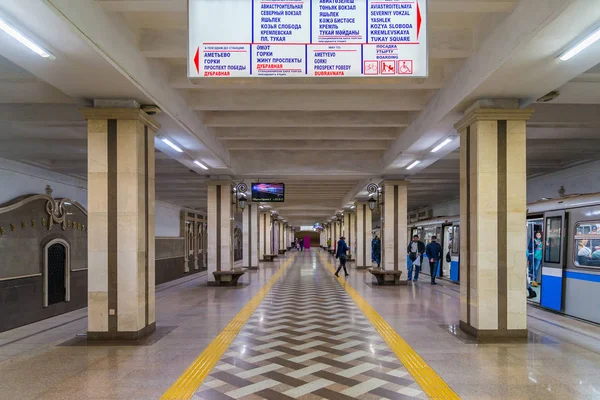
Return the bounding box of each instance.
[406,235,425,282]
[335,236,350,277]
[372,236,381,268]
[425,236,442,284]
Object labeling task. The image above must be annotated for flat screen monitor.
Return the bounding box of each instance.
[251,183,285,202]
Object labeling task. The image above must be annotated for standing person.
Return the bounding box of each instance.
[327,238,332,250]
[372,235,381,268]
[299,238,304,252]
[406,235,425,282]
[425,236,442,285]
[528,231,543,286]
[335,236,350,277]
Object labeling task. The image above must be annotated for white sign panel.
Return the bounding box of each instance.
[188,0,427,78]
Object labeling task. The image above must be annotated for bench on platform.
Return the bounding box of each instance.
[278,249,286,255]
[368,268,402,285]
[263,254,277,262]
[212,269,245,286]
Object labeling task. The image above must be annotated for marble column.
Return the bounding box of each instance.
[81,104,158,340]
[382,181,408,280]
[333,220,341,252]
[243,203,259,269]
[207,181,233,282]
[343,211,356,259]
[259,212,271,260]
[356,202,373,268]
[455,100,532,340]
[279,223,286,253]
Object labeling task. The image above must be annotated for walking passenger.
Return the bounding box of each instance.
[372,235,381,268]
[299,238,304,252]
[335,236,350,277]
[406,235,425,282]
[327,238,332,250]
[425,236,442,285]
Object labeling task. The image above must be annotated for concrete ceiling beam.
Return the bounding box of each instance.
[185,90,432,112]
[224,140,388,151]
[203,111,415,127]
[215,127,399,141]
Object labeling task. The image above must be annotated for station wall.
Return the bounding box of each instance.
[0,158,203,333]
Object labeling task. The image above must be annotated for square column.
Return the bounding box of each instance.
[382,181,408,279]
[356,202,373,268]
[279,223,286,253]
[259,212,271,260]
[207,181,233,281]
[243,203,259,269]
[455,101,533,340]
[81,106,159,340]
[343,212,356,259]
[332,220,340,251]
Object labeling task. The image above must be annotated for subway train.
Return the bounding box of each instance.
[373,193,600,325]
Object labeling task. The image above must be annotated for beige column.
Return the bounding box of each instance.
[243,203,259,269]
[332,220,340,251]
[382,181,408,279]
[455,100,532,340]
[343,211,355,259]
[82,105,158,340]
[356,202,373,268]
[279,222,286,253]
[259,212,271,260]
[207,181,233,282]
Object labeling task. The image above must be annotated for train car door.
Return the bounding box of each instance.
[441,225,452,278]
[541,211,566,311]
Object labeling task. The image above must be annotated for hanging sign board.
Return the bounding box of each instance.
[188,0,427,79]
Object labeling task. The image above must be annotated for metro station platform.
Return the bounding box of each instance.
[1,250,599,400]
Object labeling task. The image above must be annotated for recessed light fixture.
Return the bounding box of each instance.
[160,137,183,153]
[431,138,453,153]
[406,160,421,170]
[0,18,55,59]
[193,160,209,170]
[559,26,600,61]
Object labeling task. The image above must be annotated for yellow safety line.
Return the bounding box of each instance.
[161,254,297,400]
[319,253,461,400]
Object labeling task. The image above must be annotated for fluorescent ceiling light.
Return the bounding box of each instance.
[406,160,421,170]
[559,27,600,61]
[431,138,453,153]
[160,137,183,152]
[193,160,209,170]
[0,18,54,59]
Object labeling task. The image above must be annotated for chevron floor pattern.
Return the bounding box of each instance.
[193,252,427,400]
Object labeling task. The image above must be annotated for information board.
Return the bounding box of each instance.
[188,0,427,78]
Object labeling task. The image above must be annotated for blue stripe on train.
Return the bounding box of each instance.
[565,271,600,283]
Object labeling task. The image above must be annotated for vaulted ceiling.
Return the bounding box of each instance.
[0,0,599,224]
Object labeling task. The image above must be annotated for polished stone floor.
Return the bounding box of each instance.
[0,249,599,399]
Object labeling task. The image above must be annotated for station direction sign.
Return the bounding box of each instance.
[188,0,428,79]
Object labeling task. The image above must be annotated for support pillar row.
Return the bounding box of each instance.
[243,203,259,269]
[356,202,372,268]
[259,212,271,260]
[382,181,408,281]
[207,181,233,281]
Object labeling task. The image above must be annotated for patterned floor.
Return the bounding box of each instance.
[193,252,426,400]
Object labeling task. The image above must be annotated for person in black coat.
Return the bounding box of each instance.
[425,236,442,284]
[406,235,425,282]
[335,236,350,277]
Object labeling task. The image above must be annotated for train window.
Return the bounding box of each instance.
[423,226,436,245]
[451,226,460,255]
[545,217,562,264]
[574,222,600,268]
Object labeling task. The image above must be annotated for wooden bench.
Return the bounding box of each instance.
[368,268,402,285]
[212,269,245,286]
[263,254,277,262]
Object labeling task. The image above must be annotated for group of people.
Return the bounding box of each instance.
[406,235,443,284]
[293,238,305,251]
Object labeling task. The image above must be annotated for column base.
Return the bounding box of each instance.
[88,322,156,341]
[459,320,528,342]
